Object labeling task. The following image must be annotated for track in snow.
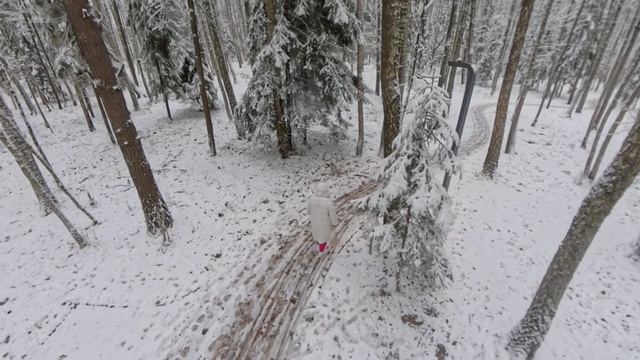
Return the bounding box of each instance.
[167,102,494,360]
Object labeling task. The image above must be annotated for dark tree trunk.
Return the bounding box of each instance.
[63,0,173,236]
[188,0,217,155]
[356,0,365,156]
[381,0,410,157]
[482,0,536,177]
[110,0,139,86]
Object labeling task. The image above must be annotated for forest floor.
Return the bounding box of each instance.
[1,66,639,360]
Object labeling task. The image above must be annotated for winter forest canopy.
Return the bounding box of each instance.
[0,0,639,358]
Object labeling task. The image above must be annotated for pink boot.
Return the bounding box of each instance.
[318,243,327,253]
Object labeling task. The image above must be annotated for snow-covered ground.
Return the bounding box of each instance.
[1,66,638,359]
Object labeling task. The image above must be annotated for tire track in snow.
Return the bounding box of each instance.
[167,102,494,360]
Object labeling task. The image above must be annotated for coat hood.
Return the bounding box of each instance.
[314,182,330,197]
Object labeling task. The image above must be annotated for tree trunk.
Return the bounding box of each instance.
[62,79,78,106]
[93,85,117,144]
[10,75,36,115]
[583,57,639,177]
[576,1,621,114]
[0,98,55,216]
[204,0,238,119]
[507,111,640,360]
[188,0,217,155]
[264,0,292,158]
[74,80,96,131]
[23,15,64,110]
[154,57,173,121]
[438,0,459,88]
[482,0,536,177]
[530,0,588,127]
[375,0,381,96]
[506,0,555,154]
[355,0,365,157]
[580,12,640,147]
[588,82,640,180]
[136,59,152,99]
[24,75,52,131]
[490,0,518,95]
[0,111,88,248]
[447,0,469,96]
[381,0,410,158]
[110,0,139,86]
[63,0,173,236]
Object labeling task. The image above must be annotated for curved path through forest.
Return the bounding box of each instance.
[169,102,495,360]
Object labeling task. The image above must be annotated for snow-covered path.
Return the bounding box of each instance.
[187,102,495,360]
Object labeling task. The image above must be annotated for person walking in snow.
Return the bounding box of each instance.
[308,182,338,253]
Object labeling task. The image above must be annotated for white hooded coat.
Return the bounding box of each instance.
[308,183,338,244]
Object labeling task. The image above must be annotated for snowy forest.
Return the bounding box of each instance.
[1,0,639,358]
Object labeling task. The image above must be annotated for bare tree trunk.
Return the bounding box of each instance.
[10,75,36,115]
[576,1,621,114]
[74,80,96,131]
[63,0,173,236]
[92,85,117,144]
[110,0,139,86]
[188,0,217,155]
[583,58,639,177]
[22,15,64,110]
[62,79,78,106]
[530,0,589,126]
[355,0,365,156]
[381,0,410,158]
[204,0,238,119]
[401,0,432,121]
[581,12,640,147]
[24,75,52,131]
[507,111,640,360]
[82,88,96,118]
[154,57,173,121]
[375,0,381,96]
[447,0,469,96]
[0,120,88,248]
[0,98,55,215]
[490,0,518,95]
[482,0,536,177]
[204,24,234,124]
[137,59,152,99]
[264,0,292,158]
[588,82,640,179]
[438,0,459,88]
[505,0,555,154]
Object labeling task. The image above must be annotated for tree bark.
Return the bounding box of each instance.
[74,80,96,132]
[381,0,410,157]
[490,0,518,95]
[482,0,536,177]
[580,12,640,147]
[63,0,173,236]
[355,0,365,156]
[375,0,381,96]
[0,112,88,248]
[505,0,556,154]
[447,0,469,96]
[588,82,640,180]
[110,0,139,86]
[507,111,640,359]
[24,74,52,131]
[188,0,217,155]
[438,0,459,88]
[530,0,588,127]
[576,1,621,114]
[204,0,238,118]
